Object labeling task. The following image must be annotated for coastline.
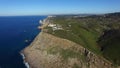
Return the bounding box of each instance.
[21,16,50,68]
[21,16,116,68]
[20,53,30,68]
[21,32,114,68]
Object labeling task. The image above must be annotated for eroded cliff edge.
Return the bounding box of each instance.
[23,31,116,68]
[22,16,120,68]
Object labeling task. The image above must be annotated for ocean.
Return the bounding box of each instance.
[0,16,46,68]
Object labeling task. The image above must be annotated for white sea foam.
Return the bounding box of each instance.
[39,20,43,24]
[24,62,30,68]
[21,53,25,59]
[20,53,30,68]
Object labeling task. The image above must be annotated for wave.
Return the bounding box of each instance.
[20,53,30,68]
[39,20,43,24]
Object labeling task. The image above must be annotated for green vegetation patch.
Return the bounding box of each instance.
[98,30,120,65]
[46,13,120,65]
[47,17,101,54]
[47,46,83,60]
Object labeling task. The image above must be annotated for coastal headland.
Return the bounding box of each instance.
[22,15,120,68]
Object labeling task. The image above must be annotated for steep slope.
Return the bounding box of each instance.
[23,12,120,68]
[98,29,120,65]
[23,32,114,68]
[45,12,120,66]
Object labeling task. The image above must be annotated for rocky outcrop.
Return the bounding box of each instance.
[22,31,116,68]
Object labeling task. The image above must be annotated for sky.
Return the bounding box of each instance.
[0,0,120,16]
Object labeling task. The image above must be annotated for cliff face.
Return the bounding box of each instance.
[23,31,116,68]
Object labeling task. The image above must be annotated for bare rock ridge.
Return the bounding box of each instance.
[22,17,119,68]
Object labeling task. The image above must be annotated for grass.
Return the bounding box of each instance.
[98,30,120,65]
[73,63,80,68]
[46,13,120,65]
[46,17,101,54]
[47,46,82,60]
[47,46,89,67]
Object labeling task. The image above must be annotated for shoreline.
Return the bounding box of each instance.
[21,31,114,68]
[21,16,115,68]
[38,16,50,29]
[20,53,30,68]
[21,16,50,68]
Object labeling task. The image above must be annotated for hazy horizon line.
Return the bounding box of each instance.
[0,12,119,16]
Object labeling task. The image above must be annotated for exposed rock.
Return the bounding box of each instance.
[23,31,116,68]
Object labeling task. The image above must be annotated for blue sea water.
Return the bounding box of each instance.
[0,16,46,68]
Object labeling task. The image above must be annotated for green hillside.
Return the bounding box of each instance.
[46,12,120,66]
[98,29,120,65]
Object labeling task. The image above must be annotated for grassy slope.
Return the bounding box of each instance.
[48,17,102,54]
[98,30,120,65]
[46,13,120,65]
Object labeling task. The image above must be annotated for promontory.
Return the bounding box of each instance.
[22,13,120,68]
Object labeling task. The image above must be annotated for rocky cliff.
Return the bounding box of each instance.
[23,31,117,68]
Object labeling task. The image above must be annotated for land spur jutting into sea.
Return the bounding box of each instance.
[20,16,51,68]
[21,14,120,68]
